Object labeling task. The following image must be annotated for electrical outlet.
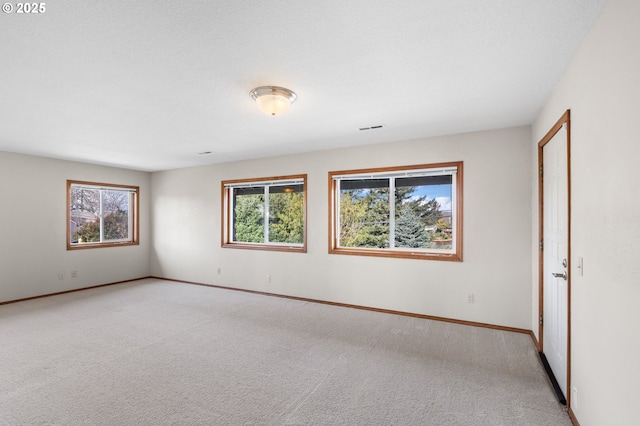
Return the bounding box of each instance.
[466,294,474,303]
[216,268,221,275]
[265,274,271,283]
[71,270,77,279]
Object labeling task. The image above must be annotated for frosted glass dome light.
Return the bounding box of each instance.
[250,86,297,116]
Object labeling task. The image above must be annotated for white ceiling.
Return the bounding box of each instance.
[0,0,606,172]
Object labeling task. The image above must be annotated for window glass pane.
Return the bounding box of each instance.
[329,163,461,261]
[68,181,138,249]
[70,187,100,244]
[101,190,131,241]
[339,178,390,248]
[223,175,306,252]
[269,184,304,244]
[395,176,453,250]
[233,187,265,243]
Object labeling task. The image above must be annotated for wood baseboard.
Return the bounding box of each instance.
[568,406,580,426]
[0,277,149,305]
[151,276,533,336]
[2,275,539,341]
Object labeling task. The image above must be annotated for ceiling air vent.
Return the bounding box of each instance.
[359,124,385,131]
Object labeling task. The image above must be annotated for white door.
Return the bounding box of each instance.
[542,125,569,398]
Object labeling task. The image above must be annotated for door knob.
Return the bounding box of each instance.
[552,271,567,280]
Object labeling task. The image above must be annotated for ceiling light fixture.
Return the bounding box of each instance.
[250,86,297,116]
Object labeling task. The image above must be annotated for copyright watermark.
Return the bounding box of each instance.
[2,3,46,13]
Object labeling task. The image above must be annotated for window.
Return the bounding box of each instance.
[222,174,306,252]
[329,162,462,261]
[67,180,139,249]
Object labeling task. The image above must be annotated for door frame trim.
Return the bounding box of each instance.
[537,109,572,405]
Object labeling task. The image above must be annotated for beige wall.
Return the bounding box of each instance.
[531,0,640,423]
[151,126,533,329]
[0,151,151,302]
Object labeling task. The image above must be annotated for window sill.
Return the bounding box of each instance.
[67,241,139,250]
[329,247,462,262]
[222,242,306,253]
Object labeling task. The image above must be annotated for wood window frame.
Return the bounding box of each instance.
[221,174,307,253]
[328,162,463,262]
[67,180,140,250]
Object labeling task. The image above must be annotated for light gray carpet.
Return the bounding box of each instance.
[0,278,570,425]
